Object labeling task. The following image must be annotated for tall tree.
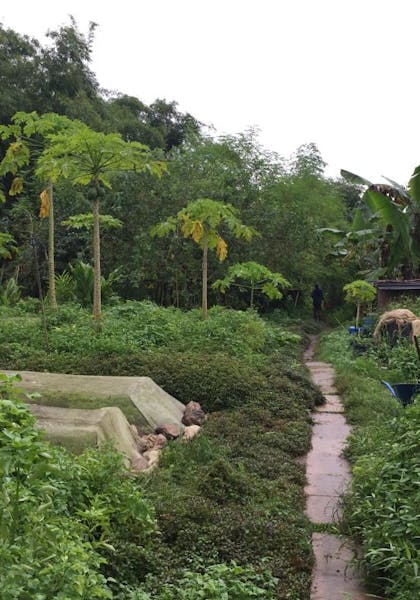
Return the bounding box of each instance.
[0,111,80,308]
[0,20,104,128]
[39,18,106,128]
[37,124,166,329]
[152,198,257,319]
[0,25,43,123]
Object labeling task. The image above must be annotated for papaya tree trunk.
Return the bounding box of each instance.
[250,283,255,308]
[202,235,208,320]
[356,302,361,329]
[175,271,180,308]
[92,197,102,331]
[47,179,57,310]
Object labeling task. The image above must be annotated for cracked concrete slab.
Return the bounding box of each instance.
[311,533,366,600]
[6,369,185,432]
[305,339,368,599]
[316,394,345,413]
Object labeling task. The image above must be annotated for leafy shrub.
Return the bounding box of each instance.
[343,405,420,599]
[0,376,112,598]
[136,351,317,597]
[54,270,76,302]
[0,374,157,597]
[136,352,266,412]
[14,296,41,314]
[0,277,21,306]
[321,328,420,599]
[198,459,256,504]
[0,301,318,598]
[371,338,420,382]
[0,301,300,365]
[121,562,278,599]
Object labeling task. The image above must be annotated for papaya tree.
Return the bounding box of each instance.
[0,111,78,309]
[343,279,376,328]
[152,198,258,319]
[61,213,123,231]
[36,124,166,330]
[213,261,290,308]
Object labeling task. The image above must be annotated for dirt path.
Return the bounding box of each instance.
[304,335,368,600]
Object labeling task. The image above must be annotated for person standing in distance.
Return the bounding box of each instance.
[311,284,324,321]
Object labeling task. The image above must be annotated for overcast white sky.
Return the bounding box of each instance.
[2,1,419,184]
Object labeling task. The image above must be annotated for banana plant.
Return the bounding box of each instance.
[320,168,420,278]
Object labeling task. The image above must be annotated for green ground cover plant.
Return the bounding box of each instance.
[0,373,157,599]
[0,302,300,365]
[319,326,420,599]
[0,301,321,599]
[342,405,420,600]
[121,562,279,599]
[131,369,318,600]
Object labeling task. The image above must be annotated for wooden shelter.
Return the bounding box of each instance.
[374,279,420,309]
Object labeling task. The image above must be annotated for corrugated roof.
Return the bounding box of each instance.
[374,279,420,290]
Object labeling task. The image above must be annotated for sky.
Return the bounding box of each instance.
[1,0,419,184]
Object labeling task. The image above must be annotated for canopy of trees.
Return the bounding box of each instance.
[0,18,376,314]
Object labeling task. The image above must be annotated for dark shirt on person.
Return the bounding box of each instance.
[311,286,324,308]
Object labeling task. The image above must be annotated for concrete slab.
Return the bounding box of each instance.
[6,370,185,433]
[306,469,349,497]
[312,379,337,389]
[306,361,332,368]
[306,494,342,523]
[305,344,368,598]
[316,394,344,414]
[28,404,148,470]
[312,412,352,442]
[306,362,338,394]
[311,533,368,599]
[305,413,351,519]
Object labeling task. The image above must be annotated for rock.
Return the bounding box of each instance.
[155,423,183,439]
[182,401,206,426]
[182,424,201,442]
[143,448,160,470]
[131,453,150,472]
[138,433,167,452]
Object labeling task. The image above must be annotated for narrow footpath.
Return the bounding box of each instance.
[304,335,368,600]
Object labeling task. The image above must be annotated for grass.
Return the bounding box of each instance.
[318,325,420,600]
[0,300,318,599]
[310,522,339,535]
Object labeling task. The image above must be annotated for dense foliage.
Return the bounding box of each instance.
[0,302,323,598]
[0,373,157,599]
[320,324,420,599]
[5,13,419,600]
[0,19,356,314]
[346,405,420,600]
